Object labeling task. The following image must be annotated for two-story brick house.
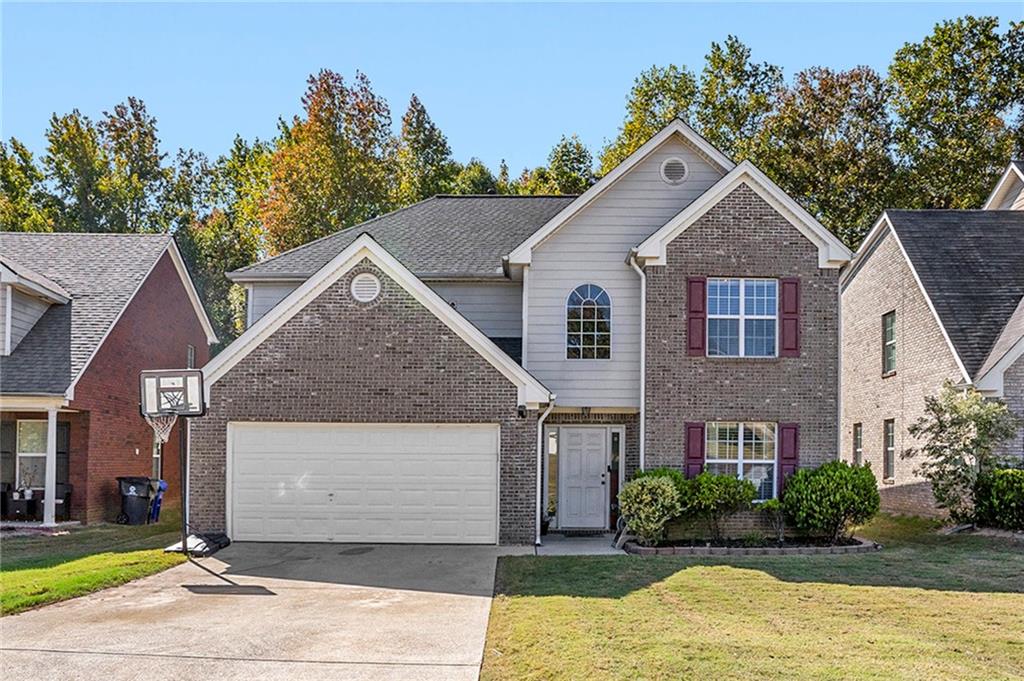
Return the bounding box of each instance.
[840,161,1024,516]
[190,118,851,545]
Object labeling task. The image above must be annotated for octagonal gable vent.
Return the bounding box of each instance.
[660,157,689,185]
[351,272,381,303]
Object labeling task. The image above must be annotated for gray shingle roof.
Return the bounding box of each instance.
[229,195,576,281]
[0,232,172,395]
[887,210,1024,378]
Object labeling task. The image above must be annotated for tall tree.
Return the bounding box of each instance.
[262,70,395,254]
[696,35,783,160]
[512,135,594,195]
[100,97,169,232]
[394,94,458,204]
[43,110,109,232]
[0,138,53,231]
[755,66,896,248]
[450,158,498,195]
[889,16,1022,208]
[599,65,697,174]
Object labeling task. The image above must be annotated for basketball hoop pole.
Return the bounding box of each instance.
[180,418,188,559]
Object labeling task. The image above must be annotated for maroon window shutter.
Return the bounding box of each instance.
[778,423,799,494]
[685,422,705,478]
[687,277,707,356]
[779,278,801,357]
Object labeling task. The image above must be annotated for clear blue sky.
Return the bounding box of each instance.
[3,2,1021,173]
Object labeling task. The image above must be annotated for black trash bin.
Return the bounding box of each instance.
[116,476,153,525]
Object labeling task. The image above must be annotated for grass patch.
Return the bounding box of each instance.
[483,515,1024,680]
[1,511,185,615]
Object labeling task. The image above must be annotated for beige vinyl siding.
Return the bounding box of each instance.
[1012,187,1024,211]
[9,288,50,353]
[525,136,727,407]
[247,281,301,326]
[427,281,522,337]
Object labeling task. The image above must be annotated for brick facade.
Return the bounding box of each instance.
[68,252,210,522]
[644,184,841,478]
[189,260,538,545]
[840,228,963,517]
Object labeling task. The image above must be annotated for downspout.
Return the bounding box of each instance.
[535,397,556,546]
[629,250,646,471]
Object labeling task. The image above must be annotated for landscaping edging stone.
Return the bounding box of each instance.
[624,536,881,556]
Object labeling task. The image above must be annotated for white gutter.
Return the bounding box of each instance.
[535,397,556,546]
[629,251,646,471]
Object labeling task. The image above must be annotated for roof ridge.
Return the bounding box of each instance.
[432,194,578,199]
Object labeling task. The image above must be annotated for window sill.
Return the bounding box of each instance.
[882,477,895,485]
[882,371,897,379]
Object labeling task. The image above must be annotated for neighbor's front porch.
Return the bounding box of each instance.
[1,397,84,525]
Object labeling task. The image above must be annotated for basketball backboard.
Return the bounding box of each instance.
[140,369,205,417]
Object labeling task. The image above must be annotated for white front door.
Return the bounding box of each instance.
[558,427,607,528]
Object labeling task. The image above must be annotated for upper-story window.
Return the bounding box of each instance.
[707,278,777,357]
[882,310,896,376]
[852,423,863,466]
[566,284,611,359]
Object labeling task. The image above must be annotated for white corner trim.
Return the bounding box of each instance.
[167,240,219,345]
[203,233,553,407]
[3,285,11,356]
[634,160,852,269]
[982,161,1024,210]
[506,119,735,265]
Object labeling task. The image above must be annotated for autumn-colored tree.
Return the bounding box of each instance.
[100,97,170,233]
[43,110,110,232]
[599,65,697,174]
[262,70,395,254]
[0,138,53,231]
[889,16,1022,208]
[755,66,896,248]
[394,95,458,204]
[696,35,783,161]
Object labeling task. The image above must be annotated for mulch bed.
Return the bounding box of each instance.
[625,536,880,556]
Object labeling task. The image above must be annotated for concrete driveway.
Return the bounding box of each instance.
[2,543,525,680]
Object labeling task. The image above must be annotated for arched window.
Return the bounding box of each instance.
[566,284,611,359]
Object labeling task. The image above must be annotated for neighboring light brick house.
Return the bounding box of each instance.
[192,118,851,546]
[840,161,1024,516]
[0,233,216,525]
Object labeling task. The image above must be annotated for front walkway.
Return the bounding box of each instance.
[537,533,624,555]
[2,543,506,680]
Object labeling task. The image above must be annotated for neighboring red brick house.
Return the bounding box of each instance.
[1,233,216,525]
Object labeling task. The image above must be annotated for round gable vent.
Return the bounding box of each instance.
[351,272,381,303]
[660,157,689,185]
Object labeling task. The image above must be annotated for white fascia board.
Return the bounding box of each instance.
[0,260,70,304]
[506,119,735,266]
[203,233,553,407]
[975,331,1024,396]
[982,162,1024,210]
[839,212,892,291]
[0,394,68,410]
[635,161,852,268]
[167,240,219,345]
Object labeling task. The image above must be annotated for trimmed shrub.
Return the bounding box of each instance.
[975,469,1024,531]
[618,476,682,546]
[783,461,880,544]
[684,472,757,542]
[632,467,688,498]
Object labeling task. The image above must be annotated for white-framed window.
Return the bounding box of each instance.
[883,419,895,479]
[566,284,611,359]
[16,419,47,489]
[882,311,896,375]
[187,344,196,369]
[707,278,778,357]
[705,421,778,501]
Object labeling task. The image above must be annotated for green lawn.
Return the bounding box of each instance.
[483,515,1024,680]
[1,511,185,615]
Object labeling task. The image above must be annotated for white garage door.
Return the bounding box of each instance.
[229,423,499,544]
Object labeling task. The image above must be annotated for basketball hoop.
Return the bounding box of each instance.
[145,413,178,444]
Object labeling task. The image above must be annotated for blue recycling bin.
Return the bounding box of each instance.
[149,479,168,523]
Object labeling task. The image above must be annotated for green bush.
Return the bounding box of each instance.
[632,467,688,498]
[759,498,785,544]
[618,476,683,546]
[684,472,757,542]
[782,461,880,544]
[975,469,1024,531]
